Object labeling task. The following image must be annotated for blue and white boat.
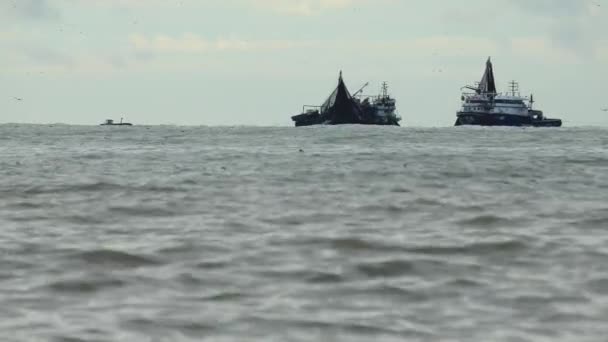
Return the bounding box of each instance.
[455,58,562,127]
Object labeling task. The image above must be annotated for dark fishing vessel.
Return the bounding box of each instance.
[291,72,401,127]
[100,118,133,126]
[456,58,562,127]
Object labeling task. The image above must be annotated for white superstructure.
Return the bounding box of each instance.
[460,81,532,117]
[455,57,562,127]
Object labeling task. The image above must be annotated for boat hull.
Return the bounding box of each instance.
[292,112,325,127]
[294,120,400,127]
[455,112,561,127]
[292,113,400,127]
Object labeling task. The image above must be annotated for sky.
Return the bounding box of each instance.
[1,0,607,126]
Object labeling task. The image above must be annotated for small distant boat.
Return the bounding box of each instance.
[100,118,133,126]
[455,57,562,127]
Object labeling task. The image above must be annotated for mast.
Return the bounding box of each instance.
[529,94,534,109]
[478,57,497,95]
[320,71,364,124]
[508,81,519,96]
[352,82,369,97]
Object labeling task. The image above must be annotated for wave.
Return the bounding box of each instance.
[106,206,179,218]
[122,318,215,336]
[572,214,608,229]
[259,268,345,284]
[585,278,608,295]
[9,214,110,224]
[5,201,44,209]
[261,213,338,226]
[45,277,126,294]
[305,271,344,284]
[565,157,608,166]
[195,260,230,269]
[53,336,90,342]
[157,243,201,255]
[22,182,124,195]
[298,236,405,253]
[20,182,183,195]
[355,259,417,278]
[201,291,246,302]
[241,316,431,338]
[456,214,524,227]
[342,284,431,302]
[406,240,528,256]
[509,293,588,306]
[539,312,597,323]
[69,249,161,269]
[443,278,485,288]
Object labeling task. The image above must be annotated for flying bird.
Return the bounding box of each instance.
[601,108,608,112]
[14,97,23,101]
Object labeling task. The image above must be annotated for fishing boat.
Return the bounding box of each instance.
[100,118,133,126]
[291,72,401,127]
[455,58,562,127]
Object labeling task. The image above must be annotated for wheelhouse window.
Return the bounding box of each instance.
[495,99,524,105]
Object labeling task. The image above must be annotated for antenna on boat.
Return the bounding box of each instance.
[529,94,534,109]
[381,82,389,98]
[509,80,519,96]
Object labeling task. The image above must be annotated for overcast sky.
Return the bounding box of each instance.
[1,0,607,126]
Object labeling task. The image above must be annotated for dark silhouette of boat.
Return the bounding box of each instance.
[291,71,401,127]
[456,58,562,127]
[100,118,133,126]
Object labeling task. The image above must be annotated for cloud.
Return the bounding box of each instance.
[0,31,15,41]
[0,0,60,21]
[509,37,582,64]
[4,44,131,75]
[130,33,210,53]
[248,0,371,15]
[20,45,75,67]
[129,33,318,53]
[507,0,606,60]
[128,31,502,56]
[405,36,500,57]
[43,0,365,15]
[509,0,592,17]
[595,40,608,62]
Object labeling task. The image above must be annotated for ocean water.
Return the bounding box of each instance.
[1,124,608,342]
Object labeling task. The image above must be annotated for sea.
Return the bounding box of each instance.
[1,124,607,342]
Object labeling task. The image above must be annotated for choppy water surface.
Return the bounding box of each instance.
[1,125,608,341]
